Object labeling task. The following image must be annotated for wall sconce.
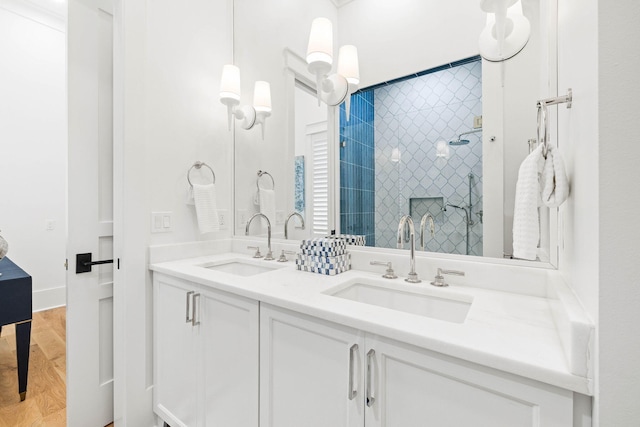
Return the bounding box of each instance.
[219,64,271,138]
[306,17,360,119]
[478,0,530,62]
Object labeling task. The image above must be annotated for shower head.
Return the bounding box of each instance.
[448,128,482,146]
[449,138,470,146]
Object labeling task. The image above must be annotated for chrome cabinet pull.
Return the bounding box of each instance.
[185,291,195,323]
[192,293,201,326]
[348,344,358,400]
[366,349,375,407]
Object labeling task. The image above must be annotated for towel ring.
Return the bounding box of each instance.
[256,170,275,191]
[536,103,549,159]
[187,161,216,187]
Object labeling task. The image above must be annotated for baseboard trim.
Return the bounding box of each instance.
[33,286,66,312]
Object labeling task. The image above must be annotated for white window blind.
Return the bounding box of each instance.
[311,132,329,236]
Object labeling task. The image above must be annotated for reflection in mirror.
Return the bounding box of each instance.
[293,83,327,241]
[233,0,557,265]
[338,58,483,256]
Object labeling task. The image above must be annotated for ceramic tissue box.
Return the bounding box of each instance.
[329,234,366,246]
[296,238,352,275]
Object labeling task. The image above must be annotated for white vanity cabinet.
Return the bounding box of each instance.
[259,304,364,427]
[260,305,574,427]
[365,335,573,427]
[153,274,259,427]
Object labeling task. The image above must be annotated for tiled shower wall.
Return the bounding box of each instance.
[339,91,375,246]
[374,60,483,255]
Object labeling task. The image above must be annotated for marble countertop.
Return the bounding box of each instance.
[150,251,593,395]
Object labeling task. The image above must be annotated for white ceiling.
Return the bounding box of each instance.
[330,0,355,8]
[19,0,66,20]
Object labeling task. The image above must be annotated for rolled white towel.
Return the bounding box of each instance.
[513,145,544,260]
[192,183,220,234]
[541,145,569,207]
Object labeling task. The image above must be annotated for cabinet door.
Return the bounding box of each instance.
[153,275,198,427]
[199,289,259,427]
[365,335,573,427]
[260,305,364,427]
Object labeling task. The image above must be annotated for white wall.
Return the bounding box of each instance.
[558,0,640,424]
[596,0,640,424]
[0,1,66,310]
[557,0,599,339]
[145,0,234,246]
[557,2,600,421]
[113,0,234,424]
[338,0,485,87]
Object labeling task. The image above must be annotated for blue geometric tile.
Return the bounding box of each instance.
[373,59,483,255]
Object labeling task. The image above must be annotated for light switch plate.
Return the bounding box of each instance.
[151,211,172,233]
[236,209,248,229]
[218,209,229,230]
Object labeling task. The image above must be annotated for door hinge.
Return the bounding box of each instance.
[64,259,68,270]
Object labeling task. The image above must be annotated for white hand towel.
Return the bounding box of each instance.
[540,145,569,207]
[258,188,276,227]
[186,186,195,205]
[192,183,220,234]
[513,145,544,260]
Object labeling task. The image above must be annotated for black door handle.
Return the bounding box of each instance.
[76,253,113,274]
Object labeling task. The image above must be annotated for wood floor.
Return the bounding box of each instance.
[0,307,115,427]
[0,307,66,426]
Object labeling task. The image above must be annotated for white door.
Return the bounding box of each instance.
[67,0,115,425]
[260,305,364,427]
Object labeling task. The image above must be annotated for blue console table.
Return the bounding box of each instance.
[0,257,32,401]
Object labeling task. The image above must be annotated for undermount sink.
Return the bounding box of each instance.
[200,259,282,277]
[327,280,472,323]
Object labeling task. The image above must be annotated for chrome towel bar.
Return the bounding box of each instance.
[536,88,572,158]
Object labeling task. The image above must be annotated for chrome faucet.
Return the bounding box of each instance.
[245,213,274,260]
[284,212,305,239]
[397,215,420,283]
[420,213,435,251]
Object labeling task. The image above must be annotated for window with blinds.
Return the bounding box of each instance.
[311,131,329,236]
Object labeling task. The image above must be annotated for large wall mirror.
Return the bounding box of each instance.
[233,0,558,266]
